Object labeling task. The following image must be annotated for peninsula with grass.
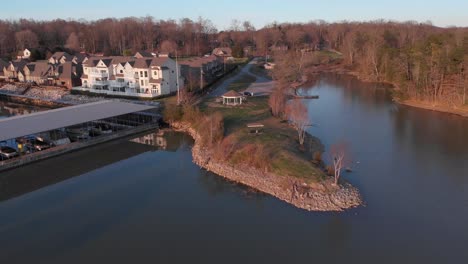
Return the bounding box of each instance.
[162,58,362,211]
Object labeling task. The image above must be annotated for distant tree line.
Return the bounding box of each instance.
[1,18,467,105]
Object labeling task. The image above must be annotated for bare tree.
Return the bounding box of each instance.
[65,32,80,51]
[329,142,350,185]
[285,99,309,145]
[269,86,286,117]
[15,30,39,50]
[160,40,177,55]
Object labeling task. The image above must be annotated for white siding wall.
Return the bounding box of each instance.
[78,57,182,98]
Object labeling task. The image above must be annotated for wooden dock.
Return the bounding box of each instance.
[293,95,319,99]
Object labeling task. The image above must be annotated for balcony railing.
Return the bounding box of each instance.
[89,71,109,78]
[73,86,159,98]
[111,82,127,87]
[94,80,109,85]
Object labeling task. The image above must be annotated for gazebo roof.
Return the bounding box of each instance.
[222,90,242,98]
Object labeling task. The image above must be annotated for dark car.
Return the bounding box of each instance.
[0,146,19,160]
[17,136,51,152]
[243,91,254,96]
[29,138,52,151]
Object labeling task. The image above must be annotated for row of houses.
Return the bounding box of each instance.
[76,54,183,98]
[1,47,235,98]
[0,50,86,89]
[178,47,234,90]
[75,47,234,98]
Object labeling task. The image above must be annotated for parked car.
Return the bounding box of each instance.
[66,126,90,141]
[29,137,52,151]
[89,123,113,137]
[0,146,19,160]
[243,91,254,96]
[17,136,52,152]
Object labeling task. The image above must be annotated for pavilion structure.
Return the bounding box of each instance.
[221,90,244,105]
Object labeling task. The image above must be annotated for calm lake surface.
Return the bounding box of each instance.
[0,75,467,263]
[0,100,46,119]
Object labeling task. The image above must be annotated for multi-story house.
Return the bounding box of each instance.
[18,61,53,84]
[1,50,85,89]
[77,55,183,98]
[212,47,233,59]
[48,52,74,65]
[0,58,8,81]
[3,60,28,81]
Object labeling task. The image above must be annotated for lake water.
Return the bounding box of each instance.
[0,100,46,119]
[0,75,467,263]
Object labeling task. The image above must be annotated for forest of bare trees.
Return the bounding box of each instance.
[1,17,467,106]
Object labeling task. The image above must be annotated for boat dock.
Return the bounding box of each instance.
[0,100,160,172]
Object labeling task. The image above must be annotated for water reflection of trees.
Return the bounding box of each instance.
[316,214,353,262]
[303,74,393,111]
[392,106,468,159]
[0,101,44,117]
[197,170,267,206]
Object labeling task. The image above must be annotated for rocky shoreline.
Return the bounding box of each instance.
[172,121,362,212]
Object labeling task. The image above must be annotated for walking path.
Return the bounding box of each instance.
[210,58,276,97]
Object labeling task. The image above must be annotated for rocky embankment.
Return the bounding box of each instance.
[172,122,362,212]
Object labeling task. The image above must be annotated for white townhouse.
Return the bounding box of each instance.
[77,55,183,98]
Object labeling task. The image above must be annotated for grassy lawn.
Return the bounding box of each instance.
[155,95,178,108]
[226,74,257,92]
[200,95,324,182]
[161,58,326,182]
[249,64,273,79]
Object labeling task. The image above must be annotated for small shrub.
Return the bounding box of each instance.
[182,105,202,125]
[312,151,322,164]
[197,111,224,148]
[230,143,270,171]
[163,105,182,124]
[326,165,335,176]
[213,135,238,162]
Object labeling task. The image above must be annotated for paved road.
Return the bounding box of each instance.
[209,58,275,97]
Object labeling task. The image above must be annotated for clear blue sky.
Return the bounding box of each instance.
[1,0,467,29]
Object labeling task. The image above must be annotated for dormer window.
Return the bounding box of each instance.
[120,70,123,74]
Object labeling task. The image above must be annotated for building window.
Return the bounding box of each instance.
[140,71,143,77]
[120,70,123,73]
[141,80,144,86]
[144,71,148,77]
[153,71,157,76]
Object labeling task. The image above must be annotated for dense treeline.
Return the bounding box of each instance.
[1,17,467,106]
[0,17,219,58]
